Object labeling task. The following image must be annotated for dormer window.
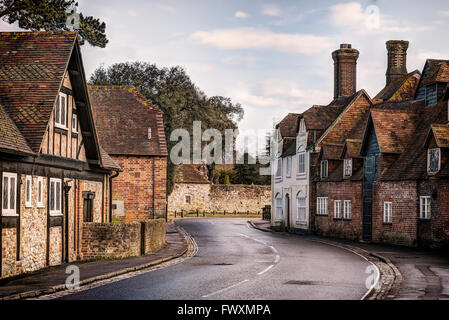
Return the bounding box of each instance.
[55,92,68,129]
[428,148,440,174]
[344,158,353,177]
[321,160,328,178]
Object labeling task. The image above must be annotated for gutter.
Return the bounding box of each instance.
[109,170,120,222]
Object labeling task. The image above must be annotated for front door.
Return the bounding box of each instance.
[363,155,377,241]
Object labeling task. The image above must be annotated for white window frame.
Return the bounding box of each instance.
[344,200,352,220]
[286,157,292,177]
[276,158,282,178]
[2,172,18,216]
[298,152,306,175]
[383,202,392,223]
[296,195,307,222]
[334,200,342,219]
[344,158,353,178]
[25,175,32,208]
[37,177,44,208]
[427,148,440,174]
[55,92,68,129]
[72,112,78,133]
[317,197,328,216]
[275,194,283,219]
[420,196,431,220]
[321,160,328,178]
[49,178,63,216]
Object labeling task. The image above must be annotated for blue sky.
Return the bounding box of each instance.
[2,0,449,136]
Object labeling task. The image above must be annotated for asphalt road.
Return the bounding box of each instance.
[60,218,371,300]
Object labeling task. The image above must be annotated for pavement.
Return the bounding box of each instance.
[251,219,449,300]
[0,222,188,300]
[56,218,372,300]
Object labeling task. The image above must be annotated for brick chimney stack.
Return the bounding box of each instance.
[332,44,359,99]
[386,40,409,86]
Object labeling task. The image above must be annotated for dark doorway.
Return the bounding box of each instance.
[285,194,290,231]
[83,192,95,222]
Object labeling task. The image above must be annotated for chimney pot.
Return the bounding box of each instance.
[386,40,409,86]
[332,44,359,99]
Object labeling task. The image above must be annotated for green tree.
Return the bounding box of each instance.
[90,62,244,194]
[233,153,270,185]
[0,0,108,47]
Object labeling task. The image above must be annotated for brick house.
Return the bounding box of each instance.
[89,86,168,222]
[0,32,121,279]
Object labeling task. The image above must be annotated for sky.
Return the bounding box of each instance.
[2,0,449,141]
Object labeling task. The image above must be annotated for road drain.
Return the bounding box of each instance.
[214,263,233,266]
[285,280,316,285]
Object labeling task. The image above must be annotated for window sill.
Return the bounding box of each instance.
[316,214,328,217]
[25,205,33,208]
[343,218,352,221]
[49,213,63,217]
[37,205,45,209]
[2,213,19,217]
[382,222,393,225]
[333,217,342,221]
[54,124,68,131]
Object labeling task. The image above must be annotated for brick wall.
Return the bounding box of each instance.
[112,155,167,222]
[80,219,166,260]
[314,180,363,240]
[372,181,418,246]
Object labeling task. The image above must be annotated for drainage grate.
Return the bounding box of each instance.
[213,263,233,266]
[285,280,316,285]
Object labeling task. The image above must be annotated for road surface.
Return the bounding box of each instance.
[60,218,371,300]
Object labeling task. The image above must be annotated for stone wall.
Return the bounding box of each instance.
[168,184,271,214]
[80,219,166,260]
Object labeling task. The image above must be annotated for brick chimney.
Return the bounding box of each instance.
[386,40,409,86]
[332,44,359,99]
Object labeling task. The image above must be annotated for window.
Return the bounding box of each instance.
[297,195,306,221]
[383,202,392,223]
[148,127,152,140]
[344,158,353,177]
[420,196,431,220]
[428,148,440,174]
[334,200,342,219]
[321,160,328,178]
[72,112,78,133]
[49,178,62,216]
[37,177,44,208]
[298,152,306,175]
[275,194,283,219]
[55,92,68,129]
[286,157,292,177]
[2,172,17,216]
[25,175,32,208]
[317,197,328,216]
[344,200,352,220]
[276,158,282,178]
[185,195,191,204]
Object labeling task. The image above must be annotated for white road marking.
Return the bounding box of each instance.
[202,279,250,298]
[269,246,278,254]
[253,239,267,245]
[274,255,280,264]
[257,265,275,275]
[237,233,250,238]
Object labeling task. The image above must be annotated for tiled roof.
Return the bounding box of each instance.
[281,138,296,157]
[175,164,210,184]
[427,124,449,148]
[422,60,449,86]
[374,70,421,102]
[342,139,362,159]
[0,104,34,155]
[370,108,421,154]
[381,100,447,180]
[99,146,122,171]
[321,143,344,160]
[89,86,168,156]
[0,31,77,153]
[276,113,300,138]
[302,105,345,131]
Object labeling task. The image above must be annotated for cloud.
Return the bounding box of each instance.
[127,9,137,17]
[235,11,250,19]
[329,2,432,35]
[438,10,449,16]
[190,28,332,55]
[261,4,281,17]
[189,65,216,73]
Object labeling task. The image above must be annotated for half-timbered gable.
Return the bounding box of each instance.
[415,60,449,107]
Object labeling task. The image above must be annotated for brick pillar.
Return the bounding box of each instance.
[386,40,409,86]
[332,44,359,99]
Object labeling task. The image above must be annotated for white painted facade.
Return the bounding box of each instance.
[271,119,311,232]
